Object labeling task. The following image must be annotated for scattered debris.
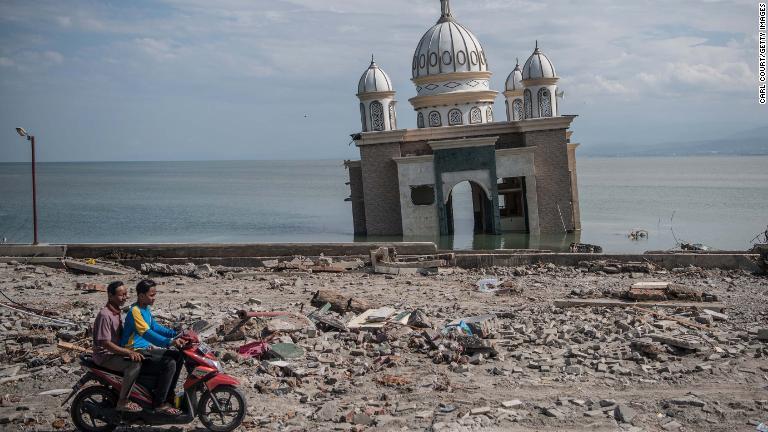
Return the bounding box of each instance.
[0,257,764,431]
[74,282,106,293]
[370,247,452,275]
[140,262,216,278]
[310,289,374,314]
[569,242,603,253]
[628,229,649,240]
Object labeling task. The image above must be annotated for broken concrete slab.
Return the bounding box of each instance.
[649,334,704,350]
[64,259,129,275]
[614,404,636,423]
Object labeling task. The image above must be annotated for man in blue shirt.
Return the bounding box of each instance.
[120,279,184,415]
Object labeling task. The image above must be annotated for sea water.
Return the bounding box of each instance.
[1,156,766,252]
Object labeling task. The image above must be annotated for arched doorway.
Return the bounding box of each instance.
[445,180,493,235]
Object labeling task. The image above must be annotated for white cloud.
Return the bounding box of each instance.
[134,38,178,61]
[42,50,64,64]
[55,16,72,27]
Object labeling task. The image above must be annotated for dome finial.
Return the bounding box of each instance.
[438,0,453,23]
[535,40,539,51]
[370,54,375,66]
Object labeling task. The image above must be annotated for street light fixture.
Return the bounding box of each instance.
[14,127,38,245]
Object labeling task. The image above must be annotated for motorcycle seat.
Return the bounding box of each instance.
[78,353,127,376]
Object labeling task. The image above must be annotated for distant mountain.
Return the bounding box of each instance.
[581,126,768,157]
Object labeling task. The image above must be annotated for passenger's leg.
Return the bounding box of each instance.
[100,356,142,411]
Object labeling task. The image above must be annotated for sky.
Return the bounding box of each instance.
[0,0,763,162]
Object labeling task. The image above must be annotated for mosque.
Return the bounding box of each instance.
[345,0,581,238]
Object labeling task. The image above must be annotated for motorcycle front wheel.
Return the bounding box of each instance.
[70,385,117,432]
[198,385,247,432]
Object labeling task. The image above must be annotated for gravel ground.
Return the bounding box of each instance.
[0,259,767,432]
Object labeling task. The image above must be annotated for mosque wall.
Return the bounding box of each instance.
[394,156,439,236]
[523,129,576,233]
[344,161,367,235]
[359,143,403,236]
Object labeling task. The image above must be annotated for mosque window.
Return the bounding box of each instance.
[410,185,435,206]
[524,89,533,119]
[370,101,385,131]
[429,52,439,67]
[486,106,493,122]
[469,107,482,124]
[417,112,425,128]
[538,88,552,117]
[419,54,426,68]
[389,102,397,129]
[359,103,367,132]
[513,99,524,121]
[448,109,463,126]
[442,51,452,65]
[456,50,466,65]
[428,111,442,127]
[470,51,478,65]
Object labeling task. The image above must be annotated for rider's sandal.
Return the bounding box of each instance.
[116,401,142,413]
[156,405,182,415]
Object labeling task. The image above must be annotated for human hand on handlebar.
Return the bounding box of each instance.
[172,338,186,348]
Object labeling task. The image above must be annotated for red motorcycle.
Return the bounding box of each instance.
[64,331,246,432]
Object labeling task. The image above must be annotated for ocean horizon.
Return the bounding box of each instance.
[1,156,766,253]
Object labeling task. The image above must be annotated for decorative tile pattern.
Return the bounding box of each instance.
[470,107,482,124]
[370,101,384,131]
[538,88,552,117]
[429,111,442,127]
[524,89,533,119]
[448,109,463,125]
[513,99,523,121]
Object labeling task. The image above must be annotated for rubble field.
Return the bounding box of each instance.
[0,258,767,432]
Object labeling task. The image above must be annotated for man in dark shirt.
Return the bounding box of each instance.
[92,281,144,412]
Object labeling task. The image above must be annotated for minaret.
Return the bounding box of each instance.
[356,56,397,132]
[521,41,559,119]
[504,58,525,121]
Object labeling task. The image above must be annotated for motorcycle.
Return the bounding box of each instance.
[63,330,246,432]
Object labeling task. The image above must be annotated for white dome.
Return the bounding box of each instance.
[505,60,523,91]
[411,1,488,79]
[357,59,394,95]
[522,43,557,80]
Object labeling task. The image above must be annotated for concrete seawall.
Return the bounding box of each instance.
[0,243,762,272]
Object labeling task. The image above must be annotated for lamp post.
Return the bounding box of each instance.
[15,127,38,245]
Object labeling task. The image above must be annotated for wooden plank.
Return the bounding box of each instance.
[311,289,374,314]
[57,341,89,353]
[553,298,726,311]
[630,282,670,289]
[347,309,411,330]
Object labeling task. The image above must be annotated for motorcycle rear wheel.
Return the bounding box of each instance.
[198,385,247,432]
[70,385,117,432]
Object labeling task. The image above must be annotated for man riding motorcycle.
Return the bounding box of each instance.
[119,279,185,415]
[92,281,143,412]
